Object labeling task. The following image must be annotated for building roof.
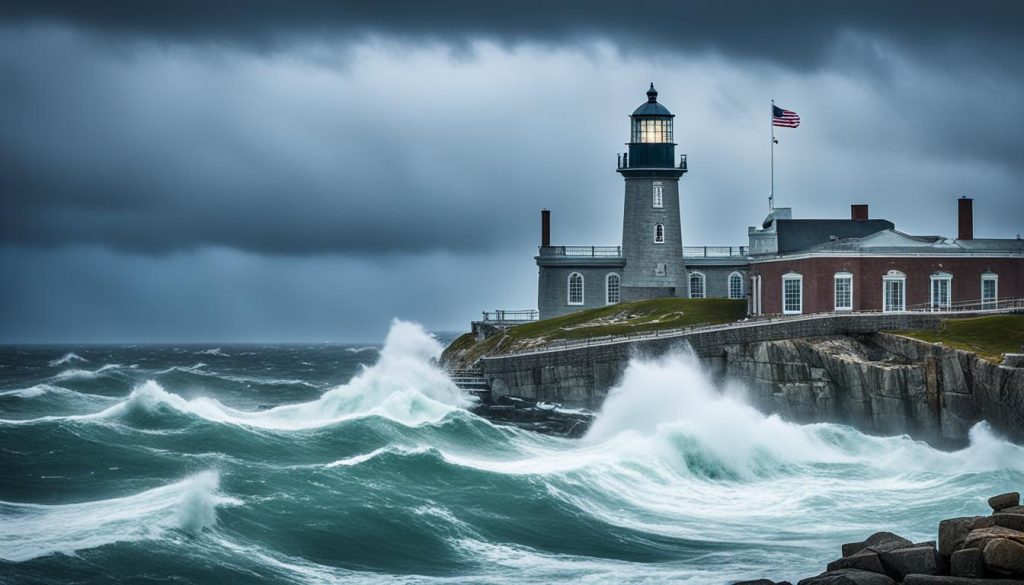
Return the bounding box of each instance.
[631,83,673,117]
[774,218,895,253]
[802,229,1024,255]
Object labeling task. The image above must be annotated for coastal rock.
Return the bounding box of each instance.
[939,516,995,556]
[949,548,984,578]
[988,492,1021,512]
[993,512,1024,532]
[862,531,913,554]
[963,526,1024,551]
[826,551,885,574]
[842,541,867,557]
[878,544,941,579]
[797,569,895,585]
[982,537,1024,576]
[733,580,792,585]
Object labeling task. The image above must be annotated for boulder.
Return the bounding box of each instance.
[999,505,1024,515]
[826,551,885,574]
[732,580,779,585]
[879,545,941,579]
[938,516,995,556]
[797,569,895,585]
[982,537,1024,576]
[988,492,1021,512]
[993,512,1024,532]
[963,526,1024,551]
[861,531,913,554]
[949,548,984,578]
[842,541,867,557]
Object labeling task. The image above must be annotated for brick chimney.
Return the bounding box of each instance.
[851,204,869,221]
[541,209,551,247]
[958,196,973,240]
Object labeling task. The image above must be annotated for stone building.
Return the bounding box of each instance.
[535,86,1024,319]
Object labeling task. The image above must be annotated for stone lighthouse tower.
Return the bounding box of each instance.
[618,83,688,300]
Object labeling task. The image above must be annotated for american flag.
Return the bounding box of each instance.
[772,105,800,128]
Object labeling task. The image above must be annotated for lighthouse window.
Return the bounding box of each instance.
[568,272,584,305]
[654,223,665,243]
[631,118,673,143]
[783,273,803,314]
[653,184,663,208]
[689,272,705,298]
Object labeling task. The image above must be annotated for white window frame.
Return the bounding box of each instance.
[605,273,621,305]
[883,271,906,313]
[981,273,998,309]
[728,272,744,299]
[782,273,803,315]
[834,272,853,312]
[654,223,665,244]
[568,272,584,306]
[652,183,664,208]
[929,272,952,311]
[689,271,706,299]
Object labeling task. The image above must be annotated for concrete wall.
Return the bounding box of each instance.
[686,266,747,299]
[537,264,624,320]
[620,172,687,299]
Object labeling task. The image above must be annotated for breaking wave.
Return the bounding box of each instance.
[48,352,88,367]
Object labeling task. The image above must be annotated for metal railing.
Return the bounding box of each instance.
[616,153,688,171]
[683,246,748,258]
[538,246,623,258]
[906,297,1024,313]
[480,309,539,324]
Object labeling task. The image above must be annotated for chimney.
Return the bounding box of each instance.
[958,196,973,240]
[541,209,551,247]
[851,204,869,221]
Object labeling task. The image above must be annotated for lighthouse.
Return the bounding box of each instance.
[617,83,688,300]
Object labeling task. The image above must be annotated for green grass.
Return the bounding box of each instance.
[442,298,747,367]
[894,315,1024,362]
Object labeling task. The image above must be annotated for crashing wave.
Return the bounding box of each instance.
[195,348,229,357]
[48,352,88,367]
[52,364,122,382]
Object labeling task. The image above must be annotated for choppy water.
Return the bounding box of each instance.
[2,321,1022,584]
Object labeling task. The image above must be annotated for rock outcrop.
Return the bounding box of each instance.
[742,491,1024,584]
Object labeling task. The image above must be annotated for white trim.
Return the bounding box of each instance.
[654,223,665,244]
[728,271,744,299]
[782,272,803,315]
[605,272,621,305]
[882,270,907,313]
[981,272,998,308]
[689,271,706,299]
[747,251,1024,263]
[834,271,853,311]
[567,272,584,306]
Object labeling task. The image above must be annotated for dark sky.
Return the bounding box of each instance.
[2,1,1023,342]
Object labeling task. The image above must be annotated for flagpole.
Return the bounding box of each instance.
[770,99,775,212]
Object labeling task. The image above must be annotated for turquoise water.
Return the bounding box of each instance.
[1,321,1021,584]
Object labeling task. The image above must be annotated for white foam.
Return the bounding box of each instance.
[52,363,122,381]
[195,348,229,357]
[48,352,88,367]
[0,470,240,562]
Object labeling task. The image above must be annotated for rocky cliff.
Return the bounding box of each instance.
[716,333,1024,448]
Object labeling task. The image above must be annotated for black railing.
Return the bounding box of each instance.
[539,246,623,258]
[481,310,539,324]
[683,246,748,258]
[617,152,688,170]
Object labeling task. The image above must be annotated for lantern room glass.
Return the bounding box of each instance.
[631,118,673,143]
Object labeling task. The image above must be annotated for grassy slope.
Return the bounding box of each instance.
[445,298,747,366]
[894,315,1024,362]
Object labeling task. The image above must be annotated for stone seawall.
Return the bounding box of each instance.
[478,312,1024,446]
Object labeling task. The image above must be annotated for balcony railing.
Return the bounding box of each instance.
[617,153,688,171]
[683,246,748,258]
[539,246,623,258]
[480,309,538,324]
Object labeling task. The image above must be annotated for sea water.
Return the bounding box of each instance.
[1,320,1021,584]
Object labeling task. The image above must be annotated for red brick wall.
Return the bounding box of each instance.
[750,256,1023,314]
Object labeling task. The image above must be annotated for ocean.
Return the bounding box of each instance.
[1,320,1021,584]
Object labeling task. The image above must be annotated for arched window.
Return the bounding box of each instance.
[728,272,744,299]
[930,271,952,311]
[606,273,621,305]
[654,223,665,243]
[982,272,998,309]
[883,270,906,313]
[689,272,706,299]
[834,272,853,311]
[782,272,803,314]
[568,272,584,305]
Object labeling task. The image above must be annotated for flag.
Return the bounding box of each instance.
[772,105,800,128]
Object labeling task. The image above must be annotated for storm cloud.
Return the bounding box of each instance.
[1,2,1022,341]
